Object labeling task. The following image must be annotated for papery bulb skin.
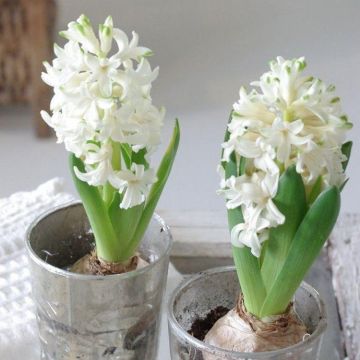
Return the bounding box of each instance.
[204,296,307,357]
[70,251,149,275]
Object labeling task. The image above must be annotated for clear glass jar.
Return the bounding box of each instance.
[168,267,326,360]
[26,201,172,360]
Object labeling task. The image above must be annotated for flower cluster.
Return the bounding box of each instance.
[41,15,164,209]
[219,57,352,257]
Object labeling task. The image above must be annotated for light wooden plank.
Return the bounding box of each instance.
[170,227,231,256]
[157,209,227,228]
[158,210,230,257]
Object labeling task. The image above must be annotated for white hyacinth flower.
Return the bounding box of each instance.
[109,163,157,209]
[219,57,352,257]
[231,206,270,257]
[219,172,285,257]
[261,118,313,165]
[41,15,164,209]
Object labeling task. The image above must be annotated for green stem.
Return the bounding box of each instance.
[233,246,267,316]
[102,182,115,206]
[228,207,266,317]
[101,141,121,207]
[112,141,121,170]
[70,154,125,262]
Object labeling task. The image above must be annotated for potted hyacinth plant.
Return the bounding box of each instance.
[25,15,179,359]
[168,57,352,359]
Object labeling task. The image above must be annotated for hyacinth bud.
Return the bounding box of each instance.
[99,16,113,55]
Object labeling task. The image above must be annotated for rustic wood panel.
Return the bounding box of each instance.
[0,0,55,137]
[0,0,31,104]
[27,0,55,137]
[306,252,345,360]
[328,213,360,360]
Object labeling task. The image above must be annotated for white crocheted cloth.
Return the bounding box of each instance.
[0,179,74,359]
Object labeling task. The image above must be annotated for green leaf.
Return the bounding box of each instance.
[341,141,352,171]
[259,240,268,267]
[338,141,352,191]
[260,186,340,317]
[308,175,323,205]
[239,156,246,176]
[261,166,307,292]
[102,181,116,207]
[225,151,238,179]
[340,178,349,192]
[132,148,149,169]
[120,144,132,169]
[223,111,233,143]
[108,192,144,250]
[69,154,124,262]
[122,119,180,259]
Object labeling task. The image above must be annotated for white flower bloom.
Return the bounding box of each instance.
[41,110,95,157]
[261,118,312,165]
[231,205,270,257]
[220,57,351,256]
[220,174,270,209]
[219,172,284,256]
[85,52,121,97]
[222,135,261,162]
[295,140,331,184]
[322,147,347,187]
[53,41,86,73]
[76,83,115,127]
[233,87,275,125]
[217,165,227,189]
[252,140,278,177]
[122,101,165,151]
[115,58,159,101]
[112,29,152,63]
[231,199,284,257]
[109,163,157,209]
[42,15,164,209]
[74,142,113,186]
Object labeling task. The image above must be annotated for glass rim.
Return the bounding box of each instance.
[25,200,173,280]
[167,266,327,358]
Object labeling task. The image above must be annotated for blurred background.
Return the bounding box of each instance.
[0,0,359,213]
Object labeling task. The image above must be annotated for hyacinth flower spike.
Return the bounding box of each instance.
[206,57,352,353]
[41,15,180,274]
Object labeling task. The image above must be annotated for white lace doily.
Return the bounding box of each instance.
[0,179,74,359]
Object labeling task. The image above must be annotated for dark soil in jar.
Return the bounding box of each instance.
[189,306,230,341]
